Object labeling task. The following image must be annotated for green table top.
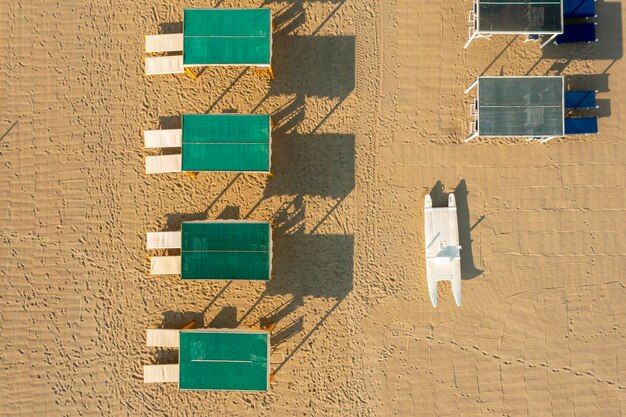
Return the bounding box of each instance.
[183,8,272,66]
[178,330,270,391]
[181,221,272,280]
[181,114,271,172]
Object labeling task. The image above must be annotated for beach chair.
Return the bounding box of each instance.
[145,56,184,75]
[564,0,596,18]
[424,194,462,307]
[554,23,597,45]
[143,364,180,383]
[145,34,184,53]
[144,129,183,148]
[149,256,182,275]
[564,91,598,110]
[525,34,541,43]
[146,231,182,249]
[564,117,598,135]
[145,154,182,174]
[146,329,180,348]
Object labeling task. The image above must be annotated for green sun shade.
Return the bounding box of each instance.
[181,221,271,280]
[478,77,564,137]
[181,114,271,172]
[478,0,563,33]
[183,8,272,66]
[179,330,269,391]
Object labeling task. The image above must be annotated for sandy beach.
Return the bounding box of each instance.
[1,0,625,415]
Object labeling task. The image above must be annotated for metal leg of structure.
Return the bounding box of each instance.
[255,66,275,80]
[464,79,479,94]
[464,30,479,49]
[465,131,479,142]
[184,67,198,80]
[540,33,558,48]
[540,136,557,143]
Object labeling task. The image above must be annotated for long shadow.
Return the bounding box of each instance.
[270,316,304,347]
[200,281,232,317]
[272,298,343,374]
[566,73,610,92]
[158,115,181,129]
[0,120,18,142]
[269,35,355,99]
[207,306,238,328]
[206,33,355,112]
[205,68,249,113]
[265,133,355,197]
[264,0,346,36]
[541,0,623,61]
[158,22,182,34]
[270,1,306,35]
[272,97,305,135]
[453,180,483,280]
[160,310,205,329]
[162,174,241,231]
[268,230,354,299]
[479,36,518,76]
[216,205,240,220]
[270,196,306,234]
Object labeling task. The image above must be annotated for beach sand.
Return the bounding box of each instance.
[1,0,624,415]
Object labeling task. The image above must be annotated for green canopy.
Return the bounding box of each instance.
[181,221,271,280]
[181,114,271,172]
[183,8,272,66]
[178,330,270,391]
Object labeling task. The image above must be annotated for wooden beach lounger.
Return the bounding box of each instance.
[145,34,184,53]
[146,329,180,348]
[145,56,184,75]
[143,364,180,383]
[149,256,181,275]
[144,129,183,148]
[145,154,182,174]
[146,231,182,249]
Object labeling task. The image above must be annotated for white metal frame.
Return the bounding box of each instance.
[464,0,564,49]
[464,76,565,142]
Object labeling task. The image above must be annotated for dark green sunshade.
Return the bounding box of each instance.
[179,330,269,391]
[183,8,272,66]
[181,114,271,172]
[181,221,271,280]
[478,0,563,33]
[478,77,564,137]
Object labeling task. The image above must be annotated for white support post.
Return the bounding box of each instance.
[540,33,558,48]
[464,30,479,49]
[464,79,479,95]
[465,132,479,142]
[540,136,557,143]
